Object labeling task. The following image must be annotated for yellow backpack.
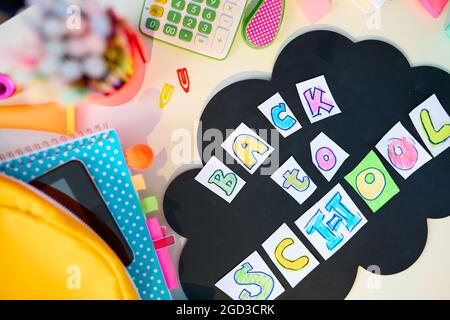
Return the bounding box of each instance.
[0,174,139,300]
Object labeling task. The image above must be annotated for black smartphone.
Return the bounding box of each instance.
[30,160,134,266]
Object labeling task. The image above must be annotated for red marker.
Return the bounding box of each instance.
[177,68,190,93]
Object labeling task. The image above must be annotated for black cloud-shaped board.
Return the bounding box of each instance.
[163,31,450,300]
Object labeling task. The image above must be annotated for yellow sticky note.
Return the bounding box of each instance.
[131,174,146,191]
[140,196,159,214]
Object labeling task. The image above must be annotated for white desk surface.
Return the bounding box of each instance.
[0,0,449,299]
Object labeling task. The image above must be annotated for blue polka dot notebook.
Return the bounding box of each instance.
[0,129,171,300]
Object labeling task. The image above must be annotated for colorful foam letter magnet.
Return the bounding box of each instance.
[271,156,317,205]
[296,0,331,23]
[215,251,285,300]
[345,150,399,213]
[195,156,246,203]
[243,0,285,48]
[262,223,319,288]
[310,132,349,181]
[295,184,367,260]
[418,0,448,18]
[177,68,190,93]
[409,94,450,158]
[296,75,341,123]
[257,93,301,137]
[221,123,274,174]
[375,122,432,179]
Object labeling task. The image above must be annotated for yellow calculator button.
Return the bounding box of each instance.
[149,5,164,17]
[155,0,168,3]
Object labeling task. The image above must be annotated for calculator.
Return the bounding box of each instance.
[139,0,247,60]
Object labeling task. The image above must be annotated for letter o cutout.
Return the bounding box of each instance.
[387,137,418,170]
[356,167,386,200]
[315,147,337,171]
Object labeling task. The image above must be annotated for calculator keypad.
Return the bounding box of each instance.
[171,0,186,10]
[167,10,181,23]
[149,5,165,17]
[140,0,246,59]
[183,16,197,29]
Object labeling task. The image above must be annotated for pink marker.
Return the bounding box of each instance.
[418,0,448,18]
[0,74,16,100]
[146,217,178,290]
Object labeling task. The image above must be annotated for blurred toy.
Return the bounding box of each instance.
[0,102,75,134]
[243,0,284,48]
[418,0,448,18]
[16,0,148,105]
[87,9,150,106]
[0,73,16,99]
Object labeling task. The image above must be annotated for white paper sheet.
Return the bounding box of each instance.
[195,156,246,203]
[310,132,349,181]
[409,94,449,157]
[375,122,432,179]
[271,156,317,205]
[257,93,302,138]
[295,184,367,260]
[296,75,341,123]
[262,223,319,288]
[215,251,285,300]
[221,123,274,174]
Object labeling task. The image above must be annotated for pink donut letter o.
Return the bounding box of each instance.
[316,147,337,171]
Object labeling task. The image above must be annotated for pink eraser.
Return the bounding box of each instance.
[419,0,448,18]
[297,0,332,23]
[147,217,179,290]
